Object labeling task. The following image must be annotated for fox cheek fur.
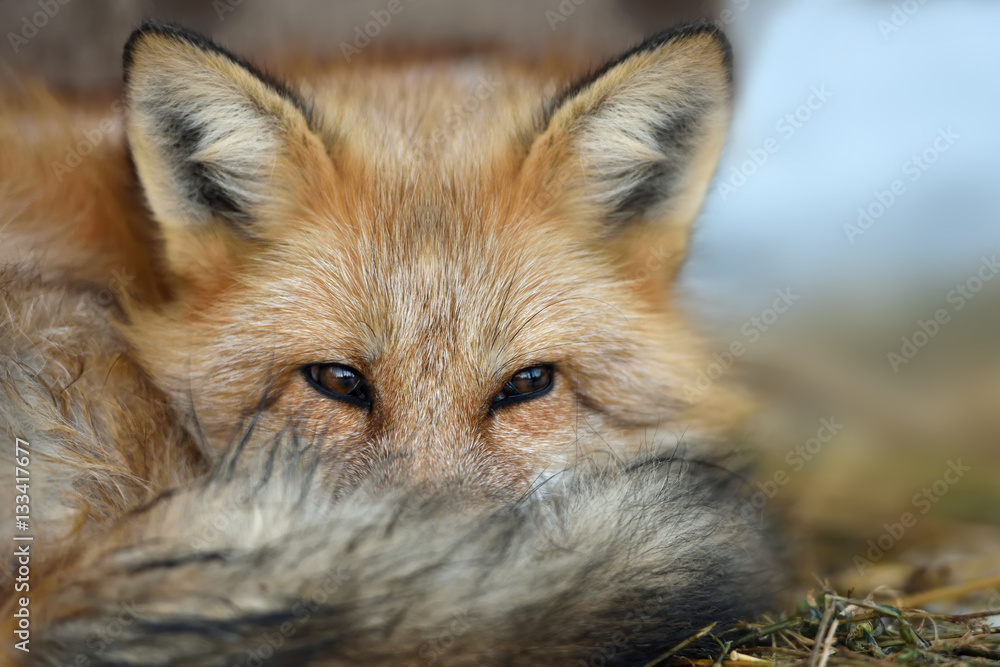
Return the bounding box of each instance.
[120,21,750,497]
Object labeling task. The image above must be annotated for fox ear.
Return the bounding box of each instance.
[529,24,733,287]
[123,22,332,281]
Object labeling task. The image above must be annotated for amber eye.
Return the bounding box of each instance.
[304,363,371,408]
[492,365,554,410]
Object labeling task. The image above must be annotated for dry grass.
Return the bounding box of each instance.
[658,576,1000,667]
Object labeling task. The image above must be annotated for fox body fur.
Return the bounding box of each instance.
[0,21,773,665]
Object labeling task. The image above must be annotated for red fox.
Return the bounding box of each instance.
[0,21,773,665]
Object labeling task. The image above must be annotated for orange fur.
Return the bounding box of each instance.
[1,24,751,502]
[0,22,775,663]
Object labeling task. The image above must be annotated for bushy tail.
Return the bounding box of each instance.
[18,438,774,667]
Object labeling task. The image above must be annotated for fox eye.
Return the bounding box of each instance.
[492,365,554,410]
[304,364,371,408]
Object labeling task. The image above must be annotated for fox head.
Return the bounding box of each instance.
[121,21,745,498]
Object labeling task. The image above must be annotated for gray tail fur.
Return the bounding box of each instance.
[27,442,774,666]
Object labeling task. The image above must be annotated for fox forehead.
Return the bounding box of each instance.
[304,58,559,171]
[229,76,628,371]
[241,193,632,379]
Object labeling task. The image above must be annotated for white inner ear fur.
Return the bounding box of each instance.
[128,56,286,230]
[183,98,282,215]
[572,54,730,223]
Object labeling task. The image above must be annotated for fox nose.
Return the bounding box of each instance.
[361,428,529,502]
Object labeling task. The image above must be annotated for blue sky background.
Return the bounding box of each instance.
[682,0,1000,330]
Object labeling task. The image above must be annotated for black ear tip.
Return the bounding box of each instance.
[544,20,734,122]
[122,21,220,84]
[121,20,314,128]
[641,21,734,78]
[123,21,158,79]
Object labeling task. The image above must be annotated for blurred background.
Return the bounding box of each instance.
[2,0,998,605]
